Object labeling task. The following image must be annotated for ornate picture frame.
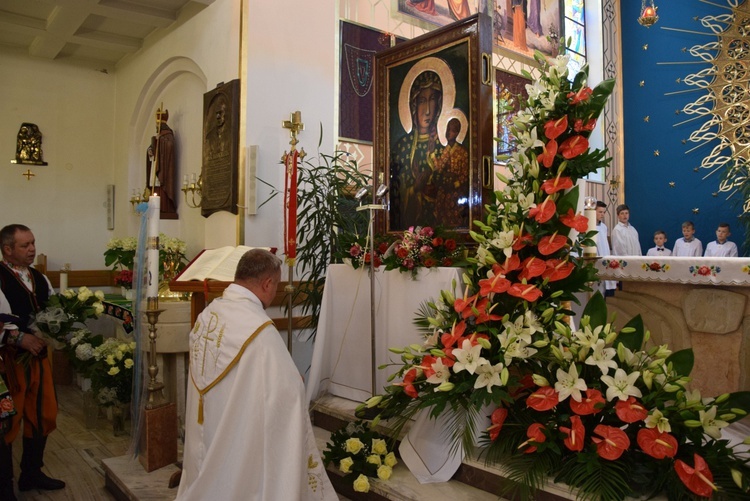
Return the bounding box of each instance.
[492,0,562,59]
[374,13,494,237]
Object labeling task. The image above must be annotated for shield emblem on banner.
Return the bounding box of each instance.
[344,44,376,98]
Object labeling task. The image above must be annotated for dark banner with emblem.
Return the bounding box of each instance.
[339,21,405,143]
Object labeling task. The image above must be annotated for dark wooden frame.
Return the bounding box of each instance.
[495,68,530,158]
[373,13,494,238]
[201,79,240,218]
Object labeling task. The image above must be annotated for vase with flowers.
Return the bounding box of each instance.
[90,337,136,435]
[381,226,465,278]
[360,50,750,500]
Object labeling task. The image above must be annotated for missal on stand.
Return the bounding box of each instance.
[174,246,273,282]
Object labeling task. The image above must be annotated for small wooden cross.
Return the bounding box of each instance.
[22,169,35,180]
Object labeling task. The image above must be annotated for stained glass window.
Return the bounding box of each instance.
[565,0,586,77]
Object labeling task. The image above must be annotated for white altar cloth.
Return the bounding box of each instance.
[595,256,750,285]
[306,264,462,404]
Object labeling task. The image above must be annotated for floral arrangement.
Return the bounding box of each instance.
[337,231,391,270]
[381,226,464,278]
[114,269,134,289]
[104,234,188,280]
[359,52,750,499]
[322,420,398,494]
[90,337,136,406]
[34,286,105,345]
[68,328,104,378]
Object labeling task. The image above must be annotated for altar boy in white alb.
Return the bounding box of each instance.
[178,249,336,501]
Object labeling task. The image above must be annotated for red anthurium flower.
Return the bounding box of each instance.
[478,273,512,296]
[499,253,522,274]
[470,297,503,324]
[591,425,630,460]
[538,233,568,255]
[453,294,477,316]
[528,197,556,223]
[675,454,716,498]
[559,208,589,233]
[614,397,648,423]
[396,368,419,398]
[542,259,575,282]
[521,423,547,453]
[574,118,597,132]
[541,176,574,195]
[527,386,558,411]
[544,116,568,140]
[559,135,589,159]
[567,86,593,105]
[637,428,678,460]
[440,320,466,350]
[560,415,585,452]
[512,233,533,251]
[518,256,547,281]
[569,388,605,415]
[538,139,558,168]
[507,283,543,302]
[488,407,508,441]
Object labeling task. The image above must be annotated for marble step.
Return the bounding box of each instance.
[311,393,574,501]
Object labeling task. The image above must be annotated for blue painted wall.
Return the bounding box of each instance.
[620,0,746,255]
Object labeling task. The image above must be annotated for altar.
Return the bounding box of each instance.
[306,264,463,404]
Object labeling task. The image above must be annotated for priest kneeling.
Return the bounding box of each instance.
[178,249,336,500]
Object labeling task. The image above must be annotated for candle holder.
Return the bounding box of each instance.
[181,174,203,209]
[130,187,152,214]
[144,298,167,409]
[637,0,659,27]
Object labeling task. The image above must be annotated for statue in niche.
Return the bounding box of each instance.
[146,108,178,219]
[15,123,47,165]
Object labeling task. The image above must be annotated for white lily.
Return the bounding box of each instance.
[489,230,515,258]
[554,364,587,402]
[452,339,487,375]
[584,339,618,375]
[425,358,451,388]
[699,406,729,440]
[474,362,505,393]
[645,408,672,433]
[600,368,642,401]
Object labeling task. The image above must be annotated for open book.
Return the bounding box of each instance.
[174,246,273,282]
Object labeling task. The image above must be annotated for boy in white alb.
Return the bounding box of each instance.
[646,230,672,256]
[595,201,617,296]
[704,223,739,257]
[672,221,703,257]
[611,204,642,256]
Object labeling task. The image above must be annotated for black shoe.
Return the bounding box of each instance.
[18,470,65,491]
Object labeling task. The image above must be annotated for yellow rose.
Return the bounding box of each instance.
[339,457,353,474]
[106,355,115,366]
[377,464,393,481]
[366,454,381,466]
[108,366,120,376]
[384,452,398,468]
[345,437,364,455]
[371,438,388,456]
[124,358,134,369]
[352,474,370,493]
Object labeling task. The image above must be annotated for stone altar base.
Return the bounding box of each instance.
[103,455,180,500]
[139,402,178,472]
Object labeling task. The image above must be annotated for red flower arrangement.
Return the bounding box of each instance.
[381,226,464,278]
[114,269,134,289]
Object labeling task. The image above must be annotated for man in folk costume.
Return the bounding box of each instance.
[0,224,65,500]
[178,249,336,500]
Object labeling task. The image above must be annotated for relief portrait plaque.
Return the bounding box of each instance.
[201,79,240,217]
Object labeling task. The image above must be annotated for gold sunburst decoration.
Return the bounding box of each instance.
[663,0,750,214]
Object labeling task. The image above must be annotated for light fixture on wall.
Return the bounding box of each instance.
[129,188,150,213]
[181,173,202,208]
[638,0,659,27]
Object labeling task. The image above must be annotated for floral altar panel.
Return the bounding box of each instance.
[306,264,462,404]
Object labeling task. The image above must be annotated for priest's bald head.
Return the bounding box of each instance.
[234,249,282,309]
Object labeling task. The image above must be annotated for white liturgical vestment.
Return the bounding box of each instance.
[177,284,336,501]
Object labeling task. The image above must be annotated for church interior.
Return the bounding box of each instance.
[2,0,750,499]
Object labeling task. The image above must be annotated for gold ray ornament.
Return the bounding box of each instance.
[666,0,750,215]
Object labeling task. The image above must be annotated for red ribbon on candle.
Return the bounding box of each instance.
[284,149,298,266]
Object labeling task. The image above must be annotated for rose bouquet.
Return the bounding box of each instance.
[34,286,105,345]
[322,420,398,494]
[337,232,392,270]
[360,51,750,499]
[114,269,134,289]
[381,226,465,278]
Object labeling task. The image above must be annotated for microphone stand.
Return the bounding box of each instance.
[355,194,387,398]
